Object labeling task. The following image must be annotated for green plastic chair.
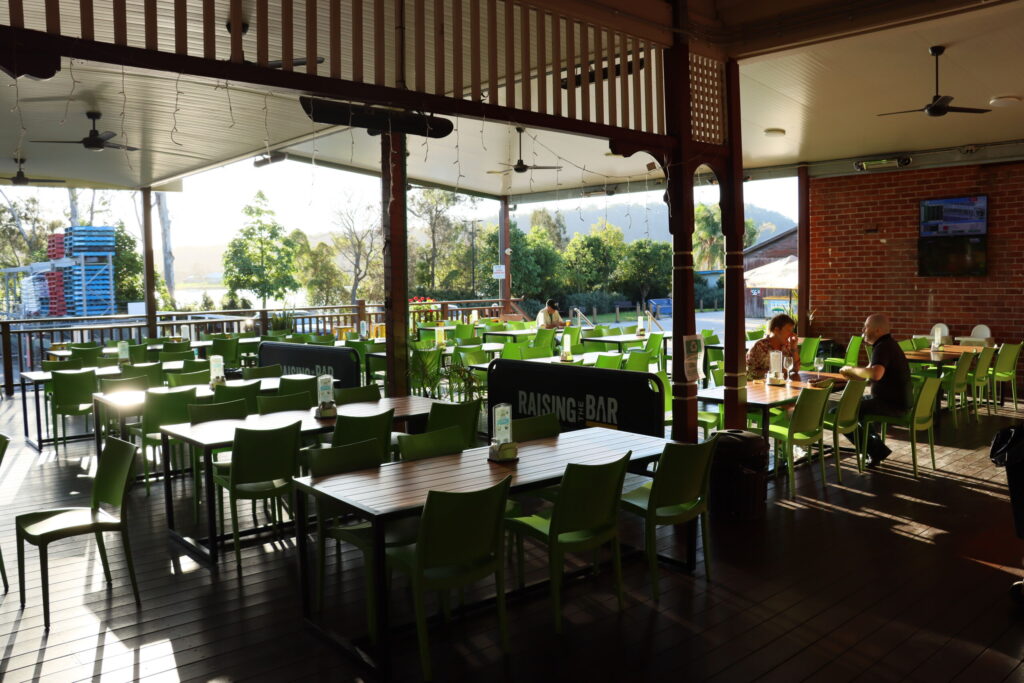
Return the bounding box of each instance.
[214,380,261,414]
[454,323,476,340]
[40,359,83,435]
[68,345,101,365]
[125,343,149,364]
[799,337,821,367]
[940,352,975,427]
[510,413,560,442]
[990,342,1023,411]
[500,343,526,360]
[621,437,719,598]
[100,375,148,394]
[864,377,941,477]
[426,400,481,449]
[398,425,465,461]
[897,338,915,352]
[51,369,98,452]
[309,334,337,344]
[16,436,140,630]
[168,369,211,387]
[521,346,552,360]
[623,350,652,372]
[182,358,210,374]
[213,421,301,570]
[653,371,719,438]
[824,336,862,372]
[644,333,665,370]
[129,386,198,494]
[767,383,833,497]
[387,477,512,680]
[279,376,318,408]
[162,341,192,354]
[746,330,764,341]
[508,453,630,633]
[595,354,623,370]
[966,346,997,417]
[822,379,867,480]
[159,350,195,363]
[97,357,122,368]
[507,321,526,330]
[330,410,395,460]
[242,364,283,380]
[187,399,249,514]
[913,336,932,350]
[335,384,382,404]
[121,362,163,388]
[210,337,240,366]
[257,392,312,415]
[532,328,556,353]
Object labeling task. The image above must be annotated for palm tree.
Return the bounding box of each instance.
[692,203,725,270]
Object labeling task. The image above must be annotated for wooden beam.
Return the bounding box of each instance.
[141,188,158,338]
[330,0,341,78]
[306,0,318,75]
[257,0,269,66]
[44,0,60,34]
[797,163,810,336]
[0,26,674,155]
[80,0,95,41]
[281,0,294,71]
[382,132,410,397]
[173,0,187,54]
[229,0,243,62]
[144,0,157,49]
[114,0,128,45]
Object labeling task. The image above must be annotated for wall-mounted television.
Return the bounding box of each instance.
[920,195,987,236]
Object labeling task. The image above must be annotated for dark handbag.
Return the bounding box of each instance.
[990,424,1024,467]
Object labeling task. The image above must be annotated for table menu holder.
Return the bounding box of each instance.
[488,441,519,464]
[314,374,337,418]
[766,371,787,387]
[209,354,226,387]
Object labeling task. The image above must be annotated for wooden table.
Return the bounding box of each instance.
[160,395,442,566]
[481,328,540,344]
[90,377,283,458]
[19,362,183,451]
[697,371,846,443]
[582,331,673,355]
[291,426,669,677]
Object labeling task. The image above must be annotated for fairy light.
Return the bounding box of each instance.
[118,65,133,173]
[452,117,464,192]
[348,104,355,165]
[262,90,272,159]
[479,114,487,153]
[170,72,184,146]
[60,57,81,126]
[421,114,431,163]
[9,70,27,163]
[224,81,236,128]
[644,164,651,239]
[624,178,632,231]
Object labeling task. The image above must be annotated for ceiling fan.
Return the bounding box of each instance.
[877,45,991,117]
[487,127,563,175]
[5,158,65,186]
[32,111,140,151]
[226,21,324,69]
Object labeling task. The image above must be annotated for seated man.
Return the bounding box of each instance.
[536,299,566,329]
[840,313,912,467]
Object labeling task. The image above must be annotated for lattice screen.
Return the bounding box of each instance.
[689,53,724,145]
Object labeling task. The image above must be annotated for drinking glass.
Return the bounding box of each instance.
[813,356,825,373]
[783,355,794,381]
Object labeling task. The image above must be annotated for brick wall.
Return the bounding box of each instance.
[808,161,1024,376]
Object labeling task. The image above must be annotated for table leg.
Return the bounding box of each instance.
[93,397,104,458]
[20,377,30,439]
[761,406,771,446]
[33,380,44,450]
[203,447,219,564]
[685,519,698,571]
[162,433,175,530]
[295,490,311,617]
[372,517,391,678]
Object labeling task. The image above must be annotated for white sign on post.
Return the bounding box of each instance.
[492,264,506,280]
[681,335,704,383]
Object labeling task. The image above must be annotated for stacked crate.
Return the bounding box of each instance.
[65,226,115,316]
[45,233,67,316]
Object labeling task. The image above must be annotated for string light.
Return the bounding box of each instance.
[479,114,487,153]
[644,164,651,239]
[118,65,133,173]
[452,117,464,192]
[262,90,272,159]
[9,67,27,163]
[421,114,430,163]
[348,103,355,165]
[222,80,237,128]
[624,178,632,231]
[61,57,81,126]
[170,72,184,146]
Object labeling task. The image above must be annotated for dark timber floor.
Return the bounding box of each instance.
[1,392,1023,682]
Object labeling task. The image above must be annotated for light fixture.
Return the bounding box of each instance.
[763,128,786,137]
[853,156,912,171]
[989,95,1021,107]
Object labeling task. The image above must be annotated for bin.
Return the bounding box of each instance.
[709,429,768,521]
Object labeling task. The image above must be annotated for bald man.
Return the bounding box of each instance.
[839,314,912,467]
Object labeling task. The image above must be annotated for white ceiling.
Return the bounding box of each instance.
[1,1,1023,192]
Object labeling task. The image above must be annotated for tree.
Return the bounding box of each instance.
[297,241,349,306]
[613,239,672,304]
[523,226,564,299]
[530,208,568,249]
[693,203,760,270]
[408,189,474,290]
[0,193,60,267]
[561,221,624,292]
[222,191,299,308]
[332,203,381,304]
[111,223,173,310]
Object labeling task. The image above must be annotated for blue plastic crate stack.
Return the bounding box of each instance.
[65,226,115,316]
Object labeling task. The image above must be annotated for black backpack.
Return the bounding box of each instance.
[991,424,1024,467]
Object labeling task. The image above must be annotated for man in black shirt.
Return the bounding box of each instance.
[840,314,912,467]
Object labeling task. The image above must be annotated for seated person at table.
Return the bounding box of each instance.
[745,313,800,380]
[840,313,912,467]
[536,299,566,329]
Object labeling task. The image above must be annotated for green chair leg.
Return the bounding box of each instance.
[316,521,328,610]
[95,531,112,583]
[550,550,564,634]
[495,565,509,653]
[40,545,50,630]
[230,495,242,571]
[700,513,712,582]
[611,536,624,612]
[516,534,525,590]
[909,431,918,478]
[928,427,936,470]
[17,532,25,607]
[121,529,141,604]
[786,442,796,499]
[0,545,7,593]
[412,579,431,680]
[645,522,659,601]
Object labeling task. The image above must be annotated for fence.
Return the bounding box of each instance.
[0,298,523,394]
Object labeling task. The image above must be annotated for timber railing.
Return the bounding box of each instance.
[0,297,520,394]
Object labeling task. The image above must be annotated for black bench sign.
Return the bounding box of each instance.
[257,341,360,388]
[486,359,664,437]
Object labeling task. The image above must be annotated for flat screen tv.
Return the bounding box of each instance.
[919,195,987,236]
[918,235,987,277]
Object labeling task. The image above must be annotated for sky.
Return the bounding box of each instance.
[2,159,798,250]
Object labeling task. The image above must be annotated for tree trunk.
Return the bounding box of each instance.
[67,188,80,226]
[155,192,175,299]
[88,189,97,225]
